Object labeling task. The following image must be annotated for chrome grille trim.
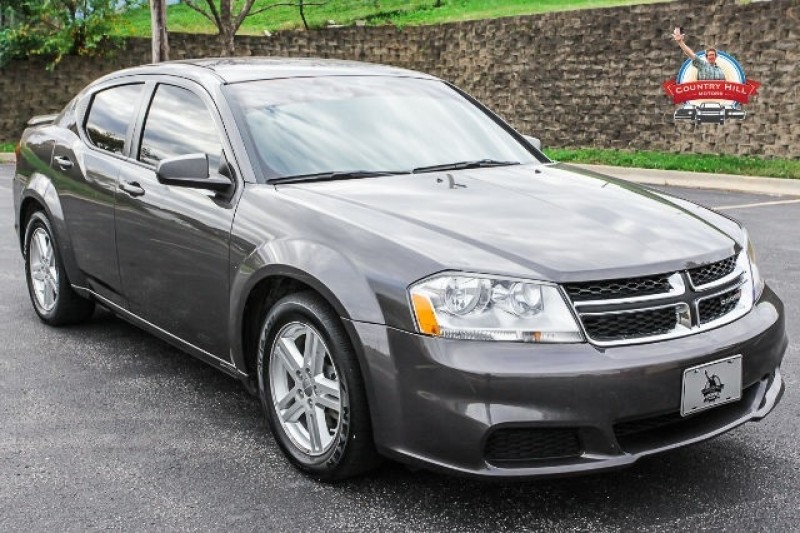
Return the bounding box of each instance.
[573,273,685,308]
[566,254,751,347]
[689,267,742,291]
[580,303,690,342]
[688,255,739,290]
[564,273,673,302]
[694,278,748,327]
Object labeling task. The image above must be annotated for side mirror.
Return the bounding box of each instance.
[523,135,542,151]
[156,153,233,193]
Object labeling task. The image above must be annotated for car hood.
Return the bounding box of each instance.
[275,163,741,282]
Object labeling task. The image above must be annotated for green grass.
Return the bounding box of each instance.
[119,0,669,36]
[0,143,15,153]
[544,148,800,179]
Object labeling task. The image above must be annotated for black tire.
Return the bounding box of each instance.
[257,291,381,481]
[23,211,95,326]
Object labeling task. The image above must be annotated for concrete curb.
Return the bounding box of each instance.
[572,164,800,197]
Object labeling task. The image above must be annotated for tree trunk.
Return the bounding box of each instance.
[75,24,86,54]
[150,0,169,62]
[220,30,236,56]
[219,0,236,56]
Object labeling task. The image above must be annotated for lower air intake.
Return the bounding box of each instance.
[485,428,581,466]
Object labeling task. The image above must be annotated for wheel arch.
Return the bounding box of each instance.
[18,176,87,288]
[236,264,375,371]
[230,246,387,434]
[18,195,46,253]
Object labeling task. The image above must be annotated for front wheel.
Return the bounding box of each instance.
[257,292,380,481]
[24,211,95,325]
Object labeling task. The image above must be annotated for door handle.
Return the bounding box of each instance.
[120,180,145,197]
[54,155,73,170]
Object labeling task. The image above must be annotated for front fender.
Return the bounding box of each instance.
[229,237,385,372]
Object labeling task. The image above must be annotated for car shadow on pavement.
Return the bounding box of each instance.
[343,437,791,524]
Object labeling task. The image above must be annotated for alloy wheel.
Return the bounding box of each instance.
[269,322,343,456]
[28,227,59,312]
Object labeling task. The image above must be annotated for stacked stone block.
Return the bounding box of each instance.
[0,0,796,157]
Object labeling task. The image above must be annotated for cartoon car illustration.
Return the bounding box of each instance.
[673,103,746,124]
[726,107,747,120]
[674,106,696,122]
[695,102,726,124]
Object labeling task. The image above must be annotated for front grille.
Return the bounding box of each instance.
[565,254,746,345]
[485,428,581,465]
[688,255,737,287]
[581,307,679,341]
[564,274,672,301]
[698,287,742,324]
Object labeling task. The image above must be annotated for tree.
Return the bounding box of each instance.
[183,0,329,56]
[151,0,169,62]
[0,0,140,68]
[295,0,332,31]
[0,1,37,32]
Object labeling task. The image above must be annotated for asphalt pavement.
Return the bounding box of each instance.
[1,164,798,532]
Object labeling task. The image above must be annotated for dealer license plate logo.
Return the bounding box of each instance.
[681,355,742,417]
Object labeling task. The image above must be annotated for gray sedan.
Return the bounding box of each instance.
[12,58,786,481]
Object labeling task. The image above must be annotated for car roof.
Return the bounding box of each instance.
[102,57,439,85]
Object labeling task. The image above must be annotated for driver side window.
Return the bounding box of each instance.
[138,84,223,170]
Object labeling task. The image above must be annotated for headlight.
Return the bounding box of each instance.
[742,229,764,300]
[409,273,583,343]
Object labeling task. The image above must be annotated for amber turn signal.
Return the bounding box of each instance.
[411,293,440,336]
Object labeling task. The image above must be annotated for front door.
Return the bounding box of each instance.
[115,82,236,360]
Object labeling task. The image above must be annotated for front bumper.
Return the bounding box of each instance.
[351,286,787,479]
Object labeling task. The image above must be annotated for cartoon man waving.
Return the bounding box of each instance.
[672,27,726,81]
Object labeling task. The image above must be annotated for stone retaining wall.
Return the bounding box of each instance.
[1,0,797,156]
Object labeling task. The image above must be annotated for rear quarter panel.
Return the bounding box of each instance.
[14,126,55,246]
[14,125,86,288]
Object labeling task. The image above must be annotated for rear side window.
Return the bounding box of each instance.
[138,84,223,168]
[85,84,143,154]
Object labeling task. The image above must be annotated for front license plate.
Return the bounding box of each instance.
[681,355,742,417]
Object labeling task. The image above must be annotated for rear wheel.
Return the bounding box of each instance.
[24,211,95,325]
[257,291,380,481]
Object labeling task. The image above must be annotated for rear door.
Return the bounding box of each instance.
[114,80,237,360]
[54,82,147,305]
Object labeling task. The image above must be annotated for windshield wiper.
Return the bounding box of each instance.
[269,170,408,184]
[412,159,521,174]
[270,159,522,183]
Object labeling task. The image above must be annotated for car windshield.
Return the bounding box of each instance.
[225,76,541,180]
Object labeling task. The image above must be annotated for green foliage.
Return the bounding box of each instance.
[544,148,800,180]
[120,0,668,36]
[0,0,141,69]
